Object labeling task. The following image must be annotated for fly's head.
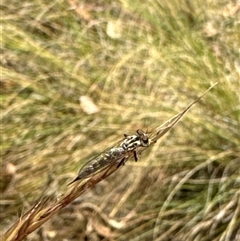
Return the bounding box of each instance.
[136,129,150,147]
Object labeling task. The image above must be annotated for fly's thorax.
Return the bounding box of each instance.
[120,129,150,151]
[120,135,139,151]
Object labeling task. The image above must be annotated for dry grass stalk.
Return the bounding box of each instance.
[2,84,217,241]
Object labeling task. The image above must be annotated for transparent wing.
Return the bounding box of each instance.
[77,147,126,179]
[68,138,128,184]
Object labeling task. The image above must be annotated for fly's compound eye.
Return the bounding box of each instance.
[136,129,149,146]
[141,135,149,146]
[136,129,144,135]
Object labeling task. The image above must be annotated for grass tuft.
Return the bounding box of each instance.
[2,0,239,240]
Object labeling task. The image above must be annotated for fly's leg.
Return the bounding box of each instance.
[133,150,138,162]
[117,157,126,168]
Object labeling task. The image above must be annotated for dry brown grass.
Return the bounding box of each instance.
[2,0,239,240]
[3,85,218,241]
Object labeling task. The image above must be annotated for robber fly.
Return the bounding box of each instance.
[68,129,150,185]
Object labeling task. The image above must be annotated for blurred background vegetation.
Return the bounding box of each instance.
[1,0,240,240]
